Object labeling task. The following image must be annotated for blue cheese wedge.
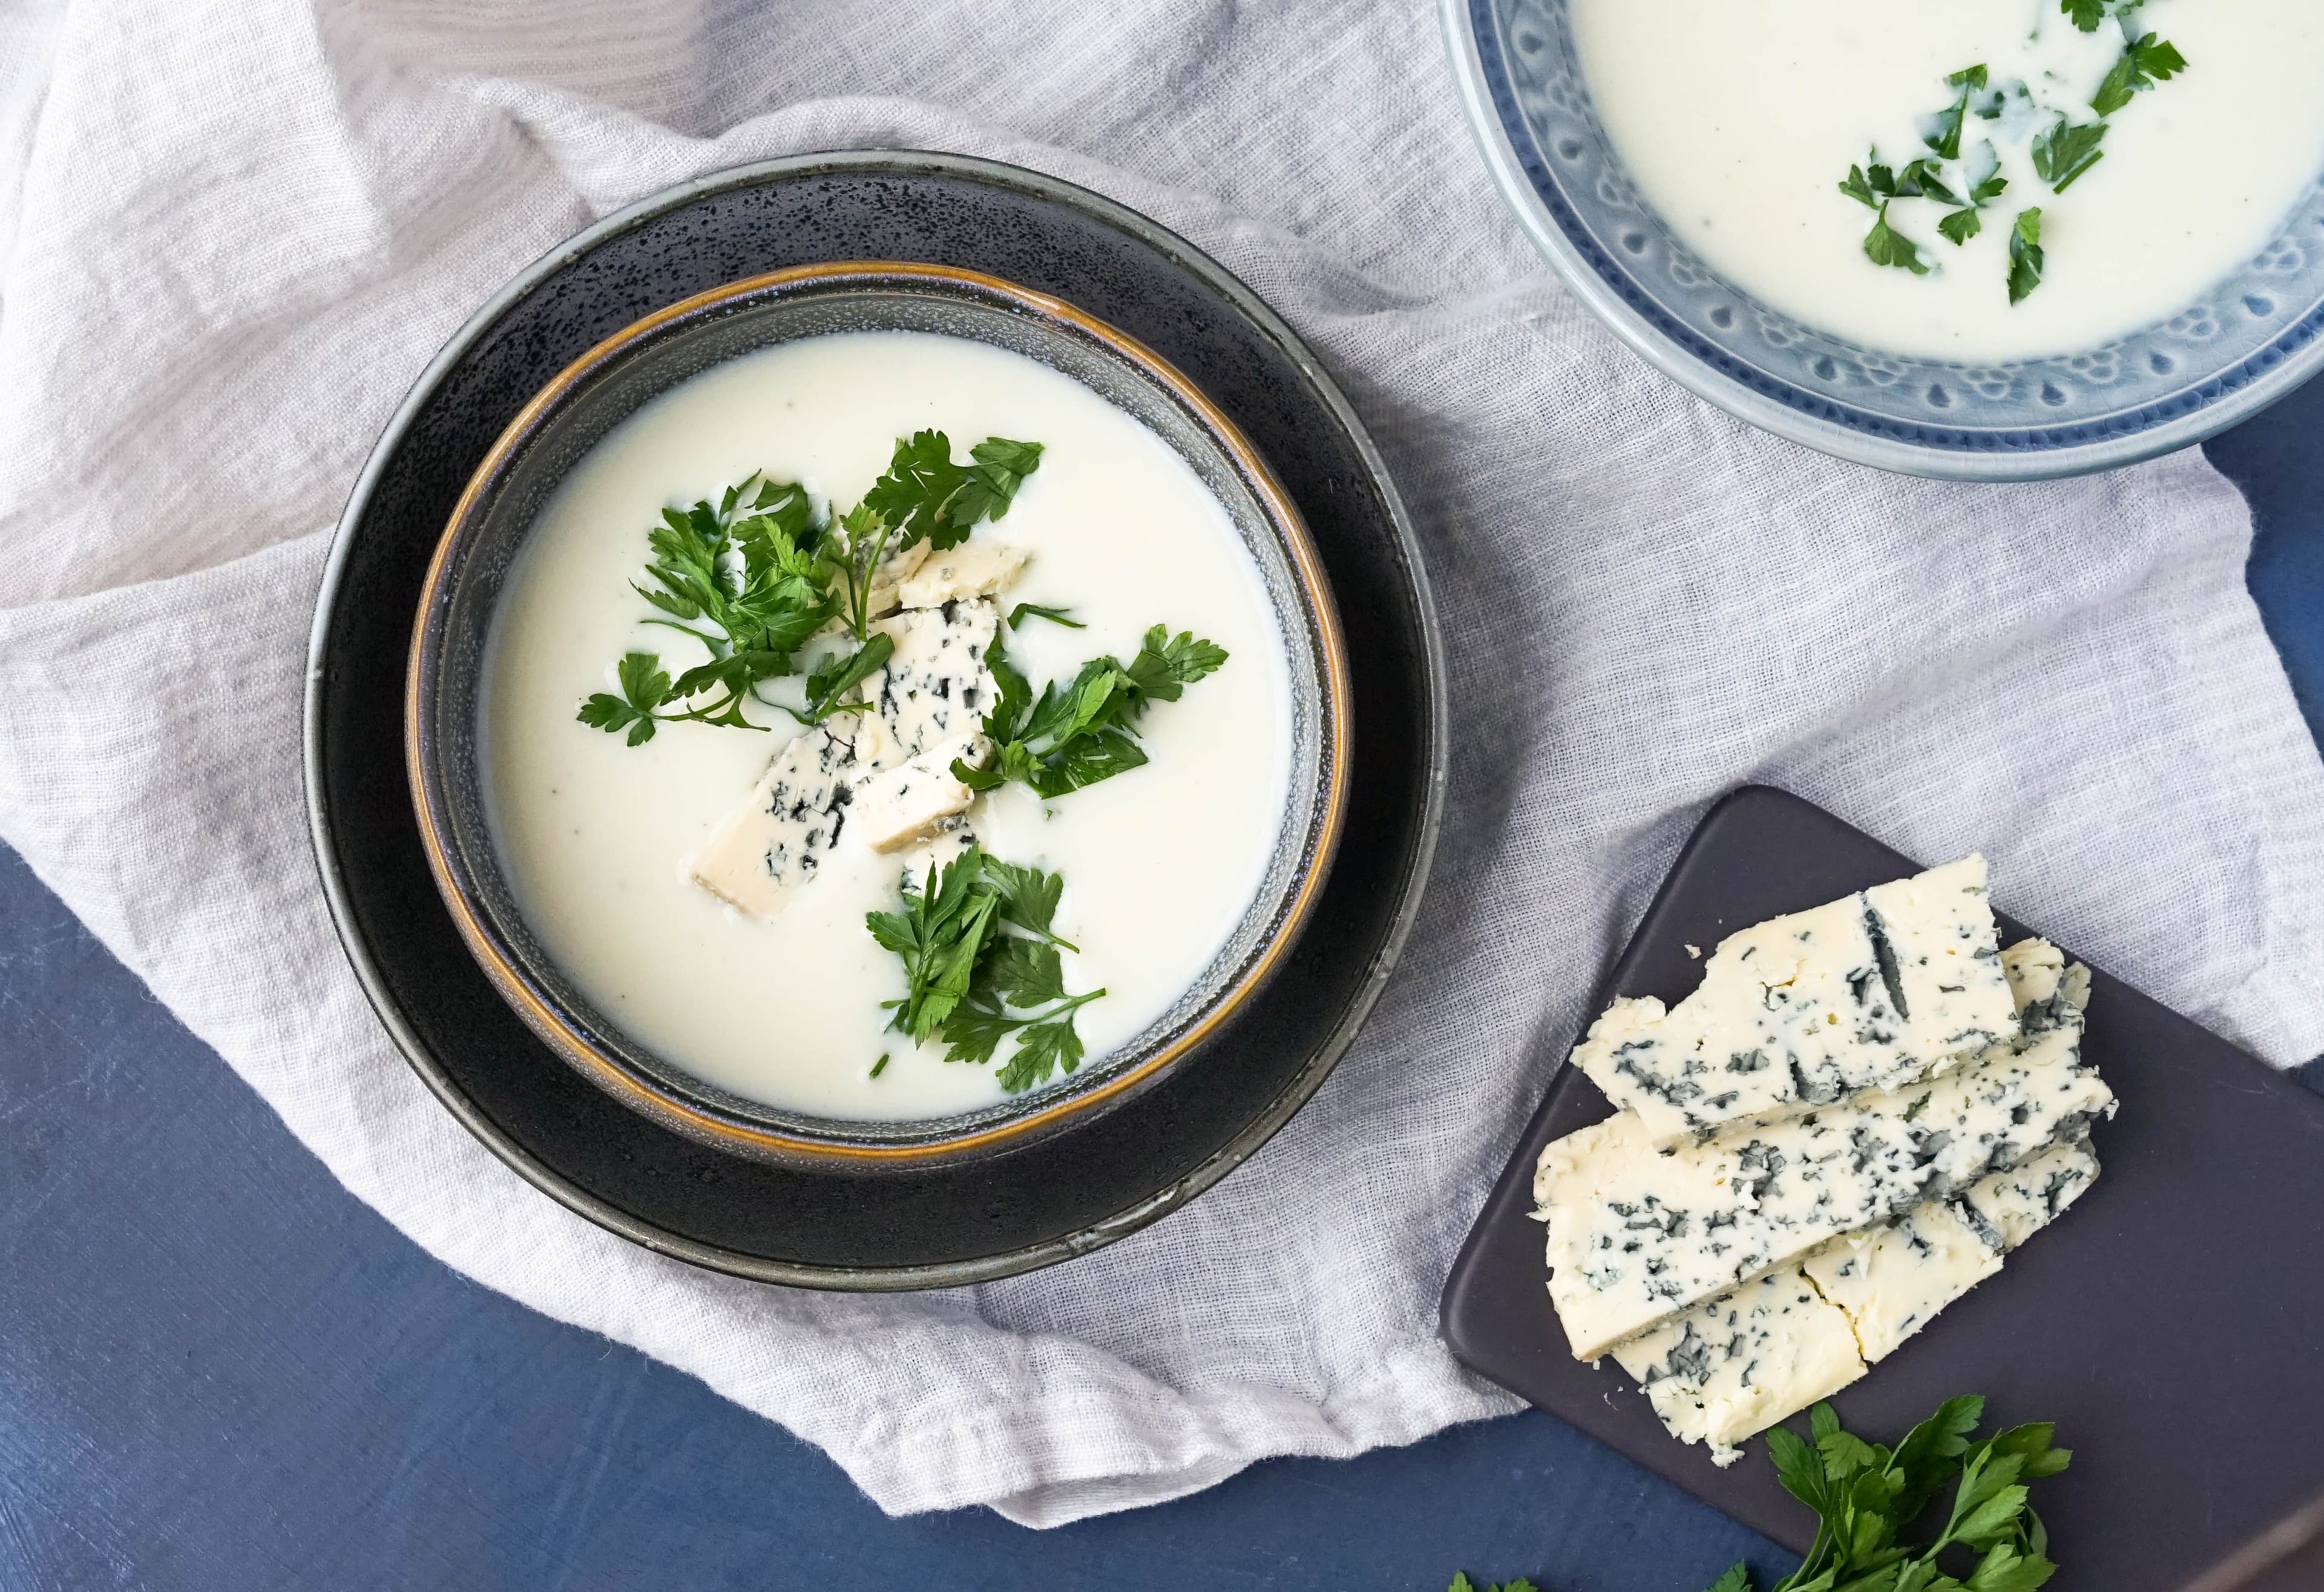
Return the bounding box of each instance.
[686,716,897,917]
[1536,999,2111,1360]
[861,598,1002,759]
[1609,1270,1867,1463]
[1570,856,2017,1145]
[897,542,1029,609]
[855,736,991,853]
[1619,1139,2101,1464]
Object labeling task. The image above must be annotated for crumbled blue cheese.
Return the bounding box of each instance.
[847,534,931,620]
[1537,998,2111,1360]
[1569,855,2017,1145]
[897,542,1029,609]
[861,598,1002,758]
[686,716,897,917]
[855,736,991,853]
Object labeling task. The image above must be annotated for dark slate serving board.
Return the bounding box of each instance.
[1440,785,2324,1591]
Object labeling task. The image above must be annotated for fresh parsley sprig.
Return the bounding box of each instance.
[862,431,1045,554]
[953,625,1230,801]
[579,433,1043,745]
[865,844,1103,1092]
[1706,1395,2070,1592]
[577,473,835,744]
[1447,1576,1538,1592]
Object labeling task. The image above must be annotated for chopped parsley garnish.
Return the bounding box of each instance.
[577,434,1043,744]
[2008,208,2046,306]
[2090,31,2187,117]
[2030,117,2108,195]
[1837,10,2182,306]
[1862,204,1931,276]
[865,843,1104,1092]
[953,625,1230,801]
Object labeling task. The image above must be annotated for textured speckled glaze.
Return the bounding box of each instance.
[1445,0,2324,479]
[306,152,1446,1289]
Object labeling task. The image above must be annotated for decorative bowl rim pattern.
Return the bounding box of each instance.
[404,260,1353,1170]
[1442,0,2324,480]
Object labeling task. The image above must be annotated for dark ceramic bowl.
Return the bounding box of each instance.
[309,149,1443,1288]
[407,262,1351,1170]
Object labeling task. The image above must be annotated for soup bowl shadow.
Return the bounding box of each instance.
[407,262,1350,1171]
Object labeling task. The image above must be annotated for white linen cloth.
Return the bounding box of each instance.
[4,0,2322,1530]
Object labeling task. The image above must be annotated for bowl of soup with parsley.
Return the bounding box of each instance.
[407,263,1348,1167]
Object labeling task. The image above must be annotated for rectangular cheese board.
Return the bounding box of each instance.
[1439,785,2324,1591]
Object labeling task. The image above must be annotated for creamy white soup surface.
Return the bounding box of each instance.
[481,331,1295,1121]
[1571,0,2324,362]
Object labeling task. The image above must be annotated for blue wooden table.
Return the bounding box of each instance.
[4,388,2320,1592]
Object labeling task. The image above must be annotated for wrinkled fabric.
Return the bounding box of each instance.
[3,0,2320,1529]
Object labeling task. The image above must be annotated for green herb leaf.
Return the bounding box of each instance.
[577,651,675,745]
[861,430,1045,553]
[997,1000,1094,1092]
[2091,31,2187,116]
[2030,119,2106,194]
[983,935,1067,1007]
[2007,208,2045,304]
[1839,165,1881,209]
[979,856,1069,943]
[1862,204,1931,275]
[936,1001,1019,1067]
[795,632,894,724]
[1124,626,1230,707]
[1706,1566,1756,1592]
[2061,0,2107,31]
[1008,601,1086,630]
[1938,208,1983,245]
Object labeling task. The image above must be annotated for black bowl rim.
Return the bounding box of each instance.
[405,260,1354,1168]
[303,148,1450,1288]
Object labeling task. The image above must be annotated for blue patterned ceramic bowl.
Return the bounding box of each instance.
[1445,0,2324,479]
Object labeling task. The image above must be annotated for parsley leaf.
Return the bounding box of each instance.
[2091,31,2187,117]
[1008,601,1085,630]
[1702,1568,1753,1592]
[954,627,1226,801]
[577,652,673,745]
[2008,208,2046,304]
[1925,64,1988,162]
[1862,204,1931,275]
[2031,117,2107,194]
[861,430,1045,553]
[1938,207,1984,245]
[1446,1578,1540,1592]
[2062,0,2142,32]
[793,632,893,725]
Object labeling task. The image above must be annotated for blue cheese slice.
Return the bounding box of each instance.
[1609,1270,1866,1464]
[897,542,1029,609]
[686,716,896,917]
[861,598,1001,758]
[1570,855,2017,1145]
[1620,1139,2101,1464]
[855,736,991,853]
[1536,1000,2112,1360]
